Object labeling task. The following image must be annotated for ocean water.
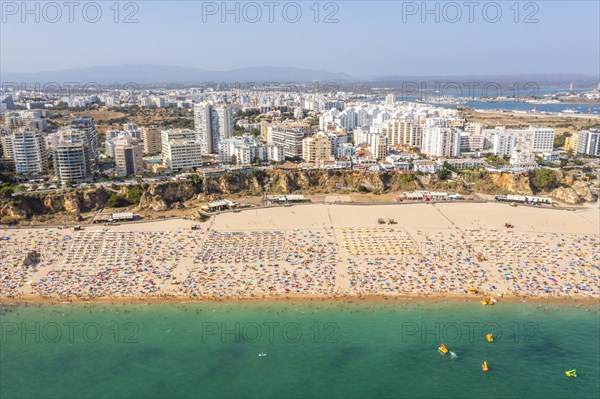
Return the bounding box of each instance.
[1,301,598,399]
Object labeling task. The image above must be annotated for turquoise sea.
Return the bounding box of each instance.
[1,301,598,399]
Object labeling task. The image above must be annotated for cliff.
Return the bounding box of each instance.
[1,170,596,223]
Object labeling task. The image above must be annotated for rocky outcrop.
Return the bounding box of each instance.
[488,172,533,195]
[138,181,196,210]
[551,180,595,204]
[571,180,594,202]
[551,187,581,204]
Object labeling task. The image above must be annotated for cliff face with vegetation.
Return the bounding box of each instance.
[0,170,596,223]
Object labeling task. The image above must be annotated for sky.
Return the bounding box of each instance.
[1,0,599,76]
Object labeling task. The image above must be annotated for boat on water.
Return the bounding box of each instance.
[565,369,577,377]
[258,352,268,357]
[482,361,489,372]
[562,108,581,114]
[438,344,449,355]
[486,333,494,342]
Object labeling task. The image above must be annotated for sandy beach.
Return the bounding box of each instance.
[1,202,598,303]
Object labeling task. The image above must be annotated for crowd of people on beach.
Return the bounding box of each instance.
[346,229,599,297]
[32,230,200,298]
[182,229,338,297]
[1,220,598,300]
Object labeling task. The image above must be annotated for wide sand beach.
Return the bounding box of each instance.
[1,202,598,303]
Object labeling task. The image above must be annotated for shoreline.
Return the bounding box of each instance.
[2,293,599,307]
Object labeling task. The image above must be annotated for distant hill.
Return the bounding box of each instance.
[0,65,353,84]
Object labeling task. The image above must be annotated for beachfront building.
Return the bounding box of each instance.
[302,133,332,163]
[576,128,600,156]
[11,127,48,178]
[161,129,202,171]
[443,158,486,169]
[413,160,441,173]
[268,128,307,158]
[421,127,460,157]
[142,125,162,154]
[67,116,99,173]
[54,143,89,181]
[114,136,144,177]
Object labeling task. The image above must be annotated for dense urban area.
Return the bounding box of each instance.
[0,84,598,224]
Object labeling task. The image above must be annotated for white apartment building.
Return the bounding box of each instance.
[268,128,306,158]
[161,129,202,171]
[54,143,88,181]
[421,127,461,157]
[576,128,600,156]
[492,126,554,156]
[194,102,214,154]
[218,135,280,165]
[12,127,48,177]
[380,119,423,148]
[460,133,485,153]
[67,116,99,173]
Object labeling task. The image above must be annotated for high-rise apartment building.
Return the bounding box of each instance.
[142,125,162,154]
[422,127,461,157]
[193,102,233,154]
[114,136,144,177]
[12,127,48,177]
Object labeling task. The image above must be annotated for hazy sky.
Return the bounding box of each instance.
[1,0,599,76]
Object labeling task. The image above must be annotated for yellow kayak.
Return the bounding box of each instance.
[438,344,449,354]
[565,370,577,377]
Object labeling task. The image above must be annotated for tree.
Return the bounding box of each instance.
[436,169,451,180]
[65,180,75,188]
[108,194,130,208]
[230,154,238,166]
[530,169,558,191]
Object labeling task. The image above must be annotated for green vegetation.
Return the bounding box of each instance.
[398,173,416,184]
[0,183,16,198]
[530,169,559,191]
[107,193,130,208]
[230,155,238,165]
[485,154,509,167]
[125,185,144,204]
[436,168,451,180]
[554,131,572,149]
